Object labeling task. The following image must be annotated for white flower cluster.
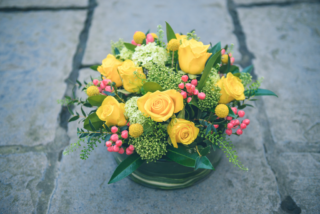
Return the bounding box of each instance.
[124,97,147,125]
[119,47,133,60]
[132,43,168,70]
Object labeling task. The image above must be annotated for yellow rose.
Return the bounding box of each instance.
[96,96,127,127]
[118,60,145,93]
[137,90,184,122]
[97,54,123,87]
[175,33,187,43]
[167,118,199,148]
[178,39,212,75]
[216,73,245,104]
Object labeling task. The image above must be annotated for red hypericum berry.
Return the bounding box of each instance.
[198,92,206,100]
[93,79,99,86]
[127,122,130,126]
[214,124,219,129]
[221,49,226,55]
[178,83,184,89]
[234,119,240,125]
[226,129,232,136]
[236,129,243,135]
[111,126,118,134]
[113,146,120,152]
[226,116,233,120]
[118,147,124,154]
[181,75,188,82]
[240,123,247,130]
[185,83,192,89]
[243,119,250,125]
[187,92,193,96]
[193,89,199,95]
[187,87,193,93]
[231,107,237,115]
[105,86,112,92]
[116,140,123,147]
[238,110,245,118]
[190,85,195,92]
[102,79,109,85]
[126,149,133,155]
[227,123,234,129]
[121,130,128,139]
[180,90,187,99]
[110,134,119,142]
[230,57,235,65]
[128,145,135,151]
[100,82,105,89]
[107,146,114,152]
[191,79,198,86]
[106,141,112,147]
[187,97,192,103]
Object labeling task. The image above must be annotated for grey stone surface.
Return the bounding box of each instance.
[0,11,86,146]
[0,152,47,214]
[234,0,310,5]
[238,3,320,213]
[83,0,241,65]
[48,69,280,213]
[0,0,88,7]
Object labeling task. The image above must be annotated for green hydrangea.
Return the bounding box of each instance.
[129,121,168,162]
[240,72,264,91]
[124,97,147,125]
[147,64,182,91]
[111,38,124,55]
[119,47,133,60]
[205,67,220,87]
[198,85,221,111]
[157,25,165,47]
[132,43,168,70]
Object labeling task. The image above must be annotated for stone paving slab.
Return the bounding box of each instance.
[238,3,320,213]
[0,11,86,146]
[83,0,241,65]
[0,152,47,214]
[234,0,310,4]
[47,69,280,213]
[0,0,88,7]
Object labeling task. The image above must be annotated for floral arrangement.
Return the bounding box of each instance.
[62,23,276,184]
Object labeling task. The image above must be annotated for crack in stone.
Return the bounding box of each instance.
[0,6,95,12]
[237,1,320,8]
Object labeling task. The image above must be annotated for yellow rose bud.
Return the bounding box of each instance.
[167,39,180,51]
[175,33,187,43]
[137,90,184,122]
[167,118,199,148]
[221,54,229,64]
[178,39,212,75]
[150,33,158,39]
[118,60,145,93]
[97,54,123,87]
[129,124,143,138]
[86,86,100,97]
[133,31,146,44]
[215,104,229,118]
[216,73,245,104]
[96,96,127,127]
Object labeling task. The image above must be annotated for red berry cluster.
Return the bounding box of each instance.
[179,75,205,102]
[105,126,135,155]
[225,107,250,136]
[93,79,114,94]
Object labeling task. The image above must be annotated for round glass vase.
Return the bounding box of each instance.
[112,147,223,190]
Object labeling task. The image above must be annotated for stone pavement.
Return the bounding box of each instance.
[0,0,319,213]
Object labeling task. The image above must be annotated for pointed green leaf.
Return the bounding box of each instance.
[88,119,96,131]
[84,113,104,131]
[227,106,237,118]
[208,42,221,55]
[81,106,86,117]
[124,42,136,51]
[195,156,201,170]
[143,124,153,134]
[120,126,128,132]
[67,105,74,115]
[245,88,278,97]
[108,153,144,184]
[103,91,115,96]
[90,65,100,71]
[197,50,221,91]
[117,89,131,95]
[197,156,214,170]
[87,95,106,106]
[177,107,185,119]
[105,134,112,141]
[114,47,120,55]
[165,22,177,42]
[142,39,146,45]
[143,82,163,93]
[68,115,79,122]
[242,65,253,74]
[166,146,197,168]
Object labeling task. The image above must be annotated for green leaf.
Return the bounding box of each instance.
[88,119,96,131]
[81,106,86,117]
[90,65,100,71]
[108,153,144,184]
[124,42,136,52]
[231,66,240,74]
[199,146,210,156]
[68,115,79,122]
[166,146,197,168]
[142,39,146,45]
[145,29,150,35]
[188,96,199,108]
[165,22,177,42]
[205,125,212,135]
[195,156,201,170]
[227,106,237,119]
[105,134,112,141]
[245,88,278,97]
[196,156,214,170]
[67,105,74,115]
[120,126,128,132]
[76,80,82,88]
[87,95,106,106]
[84,113,104,131]
[177,107,185,119]
[208,42,221,55]
[117,89,131,95]
[197,50,221,91]
[114,47,120,55]
[103,91,115,96]
[143,124,153,134]
[143,82,163,93]
[242,65,253,74]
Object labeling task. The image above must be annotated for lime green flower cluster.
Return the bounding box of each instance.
[119,47,133,60]
[157,25,165,47]
[124,97,147,125]
[147,64,182,91]
[240,72,264,91]
[205,67,220,87]
[110,38,124,55]
[198,85,221,111]
[186,30,200,41]
[132,43,168,70]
